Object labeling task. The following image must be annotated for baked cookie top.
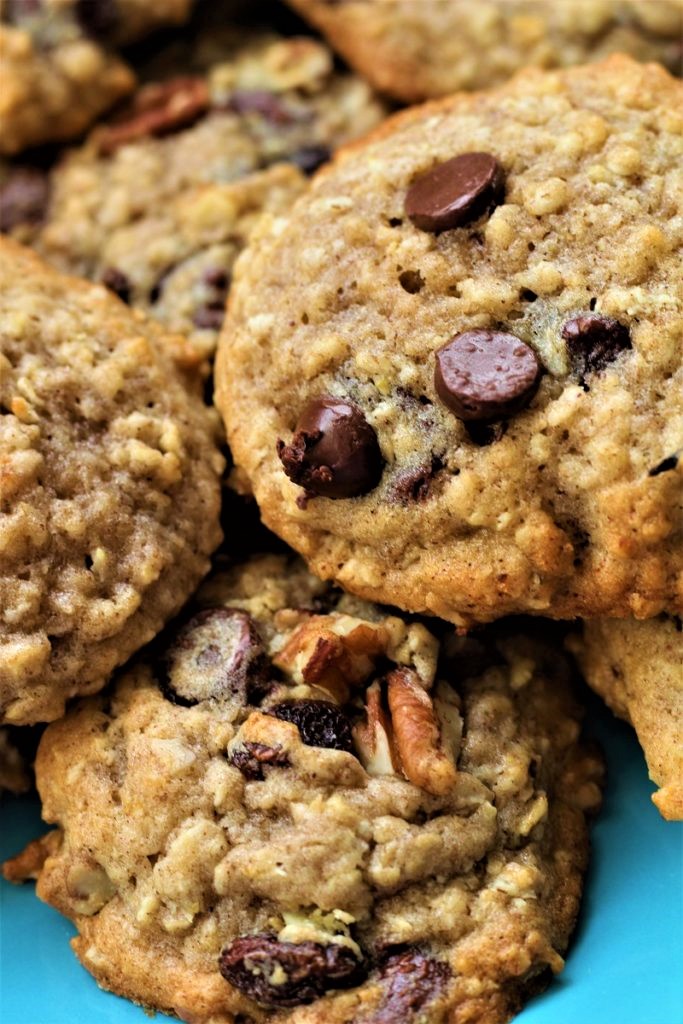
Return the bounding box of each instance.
[569,614,683,820]
[287,0,683,102]
[217,56,683,626]
[0,238,224,724]
[16,553,602,1024]
[3,33,386,360]
[0,0,193,154]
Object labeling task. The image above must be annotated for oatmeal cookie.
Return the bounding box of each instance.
[217,56,683,626]
[5,34,385,359]
[0,238,224,725]
[569,615,682,821]
[287,0,683,103]
[0,0,193,154]
[7,554,602,1024]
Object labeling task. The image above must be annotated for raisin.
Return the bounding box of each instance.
[269,699,353,752]
[0,169,50,233]
[229,741,289,780]
[367,948,451,1023]
[162,609,270,706]
[219,934,364,1006]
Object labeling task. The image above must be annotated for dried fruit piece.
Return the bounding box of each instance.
[229,741,290,781]
[162,608,270,706]
[269,699,354,753]
[0,168,50,233]
[218,934,364,1006]
[387,668,458,796]
[95,77,210,154]
[368,948,451,1023]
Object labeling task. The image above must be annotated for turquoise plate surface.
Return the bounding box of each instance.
[1,689,682,1024]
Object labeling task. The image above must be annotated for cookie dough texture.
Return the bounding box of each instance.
[0,238,224,725]
[12,34,386,359]
[218,57,683,626]
[287,0,683,103]
[20,554,602,1024]
[569,616,683,820]
[0,0,193,154]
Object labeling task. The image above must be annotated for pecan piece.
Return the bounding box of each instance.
[273,615,389,702]
[353,680,401,776]
[387,669,458,797]
[95,77,210,154]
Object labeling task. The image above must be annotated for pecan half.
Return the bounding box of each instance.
[387,669,458,797]
[273,615,389,702]
[95,77,210,154]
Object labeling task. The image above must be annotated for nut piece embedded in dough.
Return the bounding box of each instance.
[387,668,459,797]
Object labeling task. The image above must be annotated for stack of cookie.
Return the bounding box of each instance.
[0,2,680,1023]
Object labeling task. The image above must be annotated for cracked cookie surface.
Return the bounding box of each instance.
[4,33,385,361]
[569,615,683,820]
[287,0,683,103]
[0,0,193,154]
[14,554,603,1024]
[0,238,224,724]
[217,56,683,626]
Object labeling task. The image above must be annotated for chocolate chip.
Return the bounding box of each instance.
[269,699,353,752]
[229,741,289,781]
[649,452,680,477]
[391,456,442,504]
[202,266,230,289]
[561,314,631,382]
[0,169,50,233]
[219,935,365,1007]
[227,91,295,125]
[193,303,226,330]
[405,152,505,233]
[367,949,451,1024]
[289,145,330,175]
[75,0,119,39]
[162,609,270,706]
[435,330,541,422]
[398,269,425,294]
[277,396,383,499]
[101,266,131,304]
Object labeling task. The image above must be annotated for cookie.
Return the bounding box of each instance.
[0,727,29,793]
[0,0,194,155]
[7,553,602,1024]
[217,56,683,627]
[0,238,224,725]
[2,34,386,360]
[568,615,682,821]
[287,0,683,103]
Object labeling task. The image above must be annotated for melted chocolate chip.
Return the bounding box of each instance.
[405,152,505,233]
[269,699,353,752]
[435,330,541,422]
[0,169,50,233]
[219,934,364,1006]
[289,144,330,175]
[649,452,680,477]
[229,741,290,780]
[162,609,270,706]
[101,266,131,304]
[192,265,231,330]
[75,0,119,39]
[368,949,451,1023]
[391,456,442,504]
[277,396,383,499]
[561,314,631,382]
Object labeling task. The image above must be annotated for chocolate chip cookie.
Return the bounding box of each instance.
[217,56,683,627]
[569,615,682,821]
[0,238,224,724]
[6,553,602,1024]
[287,0,683,103]
[0,0,194,154]
[3,34,385,360]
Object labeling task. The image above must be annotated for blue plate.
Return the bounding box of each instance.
[1,689,682,1024]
